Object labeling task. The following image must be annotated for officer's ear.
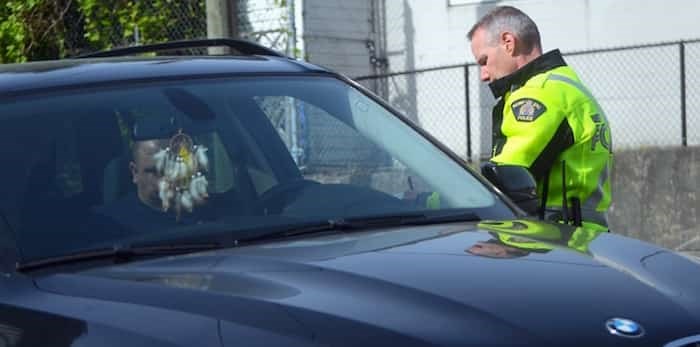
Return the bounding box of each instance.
[500,31,517,56]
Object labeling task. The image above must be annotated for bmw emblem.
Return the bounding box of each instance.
[605,318,644,338]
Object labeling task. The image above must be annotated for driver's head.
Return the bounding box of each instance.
[129,139,168,210]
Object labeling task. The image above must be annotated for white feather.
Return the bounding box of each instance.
[166,184,174,200]
[189,176,204,203]
[158,180,170,212]
[167,158,179,180]
[181,191,194,212]
[194,174,209,199]
[195,146,209,172]
[153,149,168,173]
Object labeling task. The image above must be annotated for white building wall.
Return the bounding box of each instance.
[408,0,700,68]
[380,0,700,159]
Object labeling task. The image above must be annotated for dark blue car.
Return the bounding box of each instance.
[0,39,699,347]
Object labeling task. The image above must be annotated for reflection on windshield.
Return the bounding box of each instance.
[1,76,513,262]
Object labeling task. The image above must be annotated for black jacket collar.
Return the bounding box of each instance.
[488,49,567,98]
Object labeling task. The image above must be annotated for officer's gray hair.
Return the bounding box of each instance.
[467,6,542,54]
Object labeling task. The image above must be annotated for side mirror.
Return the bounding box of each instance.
[480,162,539,216]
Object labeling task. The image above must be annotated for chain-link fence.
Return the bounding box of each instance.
[236,0,296,56]
[42,0,294,58]
[165,1,208,42]
[81,0,208,52]
[100,0,293,51]
[356,40,700,161]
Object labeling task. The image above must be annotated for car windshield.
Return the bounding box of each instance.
[0,75,514,261]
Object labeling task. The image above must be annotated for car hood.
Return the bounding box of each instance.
[35,220,700,347]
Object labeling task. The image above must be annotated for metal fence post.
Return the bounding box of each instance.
[680,41,688,147]
[464,65,472,163]
[206,0,234,54]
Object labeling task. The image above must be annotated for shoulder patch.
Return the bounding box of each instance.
[510,98,547,122]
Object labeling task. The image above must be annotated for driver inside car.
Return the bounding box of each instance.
[130,138,170,212]
[91,130,214,233]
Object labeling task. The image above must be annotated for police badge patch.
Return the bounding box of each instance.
[511,98,547,122]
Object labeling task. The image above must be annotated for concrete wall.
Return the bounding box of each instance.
[609,146,699,251]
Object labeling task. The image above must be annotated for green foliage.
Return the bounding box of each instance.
[79,0,205,48]
[0,0,206,63]
[0,0,42,63]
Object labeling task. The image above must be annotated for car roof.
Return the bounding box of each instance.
[0,55,332,96]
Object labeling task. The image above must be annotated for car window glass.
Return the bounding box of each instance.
[256,95,423,198]
[0,76,513,262]
[346,88,495,207]
[223,102,279,195]
[55,120,84,198]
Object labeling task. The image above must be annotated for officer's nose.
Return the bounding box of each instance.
[480,67,490,82]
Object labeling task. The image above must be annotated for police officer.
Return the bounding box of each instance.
[468,6,613,229]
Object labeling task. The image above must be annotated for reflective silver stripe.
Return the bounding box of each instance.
[547,74,593,98]
[547,73,610,123]
[583,160,610,211]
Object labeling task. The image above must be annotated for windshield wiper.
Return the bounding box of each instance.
[16,242,222,272]
[240,210,480,243]
[17,211,479,271]
[334,210,480,229]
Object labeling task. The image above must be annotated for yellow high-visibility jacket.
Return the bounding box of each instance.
[479,220,606,254]
[488,50,613,226]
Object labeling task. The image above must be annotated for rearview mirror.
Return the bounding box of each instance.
[480,163,539,216]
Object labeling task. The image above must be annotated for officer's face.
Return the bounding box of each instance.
[130,140,164,210]
[470,27,518,82]
[467,241,511,258]
[466,241,529,259]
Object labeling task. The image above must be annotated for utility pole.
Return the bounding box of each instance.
[206,0,237,54]
[287,0,297,57]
